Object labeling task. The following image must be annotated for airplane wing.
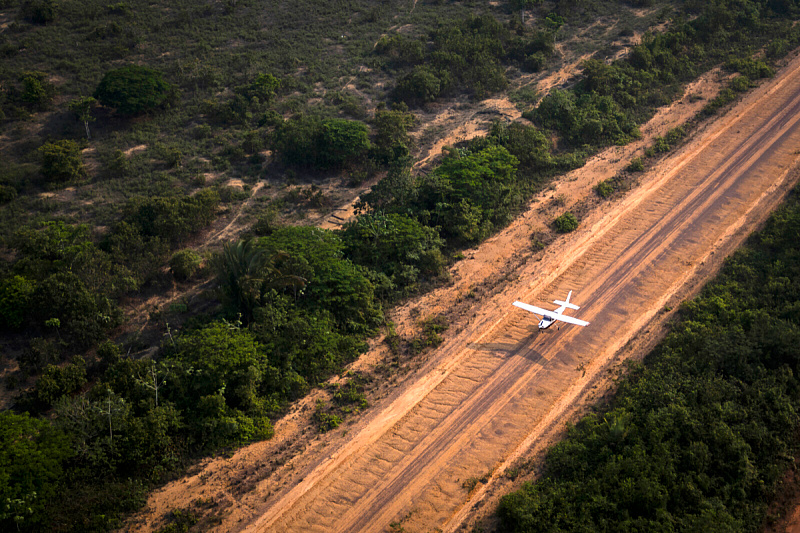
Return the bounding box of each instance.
[513,301,589,327]
[513,301,551,316]
[548,312,589,327]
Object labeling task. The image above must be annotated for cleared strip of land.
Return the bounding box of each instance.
[232,51,800,533]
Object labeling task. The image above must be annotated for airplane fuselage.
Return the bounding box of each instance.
[538,303,569,329]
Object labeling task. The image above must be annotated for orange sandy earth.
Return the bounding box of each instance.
[126,51,800,533]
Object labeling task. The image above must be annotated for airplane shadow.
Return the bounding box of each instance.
[469,330,547,365]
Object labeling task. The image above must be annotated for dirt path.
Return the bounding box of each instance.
[232,53,800,533]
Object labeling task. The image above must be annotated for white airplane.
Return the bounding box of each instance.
[513,291,589,331]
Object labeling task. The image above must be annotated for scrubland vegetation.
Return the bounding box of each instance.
[1,0,800,530]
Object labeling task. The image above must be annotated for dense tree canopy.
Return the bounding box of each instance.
[94,65,175,115]
[272,116,371,170]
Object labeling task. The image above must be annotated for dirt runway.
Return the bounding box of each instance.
[229,55,800,533]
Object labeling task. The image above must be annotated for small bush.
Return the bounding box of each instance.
[627,157,645,172]
[36,356,87,407]
[169,249,203,281]
[729,75,751,93]
[554,212,579,233]
[39,140,86,184]
[594,180,614,199]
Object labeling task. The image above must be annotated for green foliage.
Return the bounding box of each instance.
[155,509,198,533]
[168,249,202,281]
[0,275,35,330]
[410,315,449,354]
[372,104,414,165]
[0,411,72,531]
[258,226,382,335]
[235,72,280,106]
[499,186,800,532]
[627,156,645,172]
[272,116,371,170]
[480,120,554,174]
[375,34,426,67]
[212,238,305,324]
[534,88,639,147]
[418,145,521,245]
[123,189,219,246]
[727,57,774,79]
[36,356,88,407]
[21,0,56,24]
[32,271,121,350]
[68,96,97,140]
[167,322,277,447]
[332,377,369,411]
[17,71,56,110]
[38,140,86,184]
[553,212,579,233]
[393,66,450,106]
[384,14,554,106]
[314,401,343,432]
[94,65,175,115]
[594,180,614,199]
[341,212,445,296]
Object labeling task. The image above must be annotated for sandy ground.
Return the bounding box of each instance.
[122,49,800,533]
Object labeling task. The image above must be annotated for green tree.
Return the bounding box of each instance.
[0,275,35,330]
[31,272,121,350]
[94,65,175,115]
[67,96,97,140]
[38,140,85,184]
[273,117,371,170]
[18,72,55,110]
[213,239,305,324]
[394,66,446,106]
[259,226,383,334]
[372,104,414,165]
[0,411,72,531]
[418,145,520,244]
[341,212,445,292]
[36,356,88,408]
[235,72,280,106]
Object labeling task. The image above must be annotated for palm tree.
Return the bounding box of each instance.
[213,239,306,323]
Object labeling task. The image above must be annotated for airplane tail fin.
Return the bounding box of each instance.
[554,290,580,310]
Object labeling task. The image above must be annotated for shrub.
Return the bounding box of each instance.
[0,184,17,203]
[169,249,203,281]
[21,0,55,24]
[38,140,85,184]
[94,65,175,115]
[0,275,35,329]
[729,75,751,93]
[371,104,414,165]
[394,66,446,106]
[18,71,55,110]
[273,117,371,170]
[36,356,87,407]
[627,157,645,172]
[594,180,614,199]
[554,212,579,233]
